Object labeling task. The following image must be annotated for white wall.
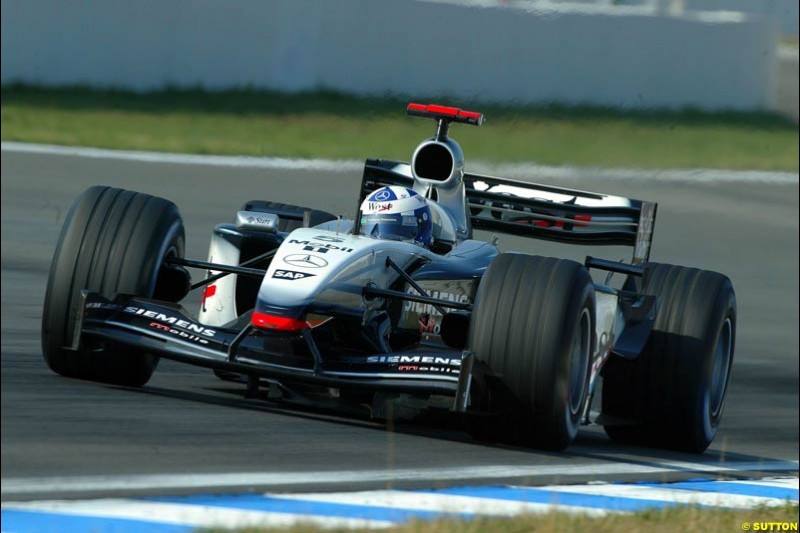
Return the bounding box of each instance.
[0,0,778,110]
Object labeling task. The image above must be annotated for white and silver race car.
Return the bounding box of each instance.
[42,103,736,452]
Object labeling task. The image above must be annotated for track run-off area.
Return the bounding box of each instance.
[1,143,797,530]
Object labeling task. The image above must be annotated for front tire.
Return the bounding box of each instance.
[42,186,185,387]
[468,254,595,450]
[601,263,737,453]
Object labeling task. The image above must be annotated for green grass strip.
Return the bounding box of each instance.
[2,85,797,171]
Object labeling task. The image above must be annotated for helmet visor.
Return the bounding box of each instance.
[360,213,420,242]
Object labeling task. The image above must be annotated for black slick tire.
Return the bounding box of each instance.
[41,186,185,387]
[468,254,595,451]
[601,263,736,453]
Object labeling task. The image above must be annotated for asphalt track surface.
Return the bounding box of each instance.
[1,150,797,500]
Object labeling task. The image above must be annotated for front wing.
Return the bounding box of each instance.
[77,292,463,397]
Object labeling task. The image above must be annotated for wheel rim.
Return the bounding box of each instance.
[569,308,591,415]
[147,222,183,296]
[709,317,732,417]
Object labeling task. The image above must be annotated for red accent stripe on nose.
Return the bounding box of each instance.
[251,311,308,331]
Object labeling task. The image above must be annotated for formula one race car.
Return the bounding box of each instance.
[42,103,737,452]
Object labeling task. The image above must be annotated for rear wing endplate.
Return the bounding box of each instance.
[359,159,657,263]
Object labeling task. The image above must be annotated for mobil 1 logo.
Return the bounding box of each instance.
[272,269,316,281]
[289,239,353,254]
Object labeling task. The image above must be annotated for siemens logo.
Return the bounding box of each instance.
[366,355,462,367]
[124,307,216,337]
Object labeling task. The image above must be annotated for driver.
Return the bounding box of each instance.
[359,186,432,249]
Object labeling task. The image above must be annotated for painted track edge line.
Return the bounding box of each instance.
[2,142,797,184]
[0,142,362,173]
[2,460,798,497]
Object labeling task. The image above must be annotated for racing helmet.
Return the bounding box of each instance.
[359,186,433,249]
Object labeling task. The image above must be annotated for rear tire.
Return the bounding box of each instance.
[468,254,595,450]
[601,263,736,453]
[42,186,185,387]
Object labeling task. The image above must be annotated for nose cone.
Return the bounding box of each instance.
[255,228,376,317]
[255,228,436,319]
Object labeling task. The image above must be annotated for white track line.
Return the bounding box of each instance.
[1,499,393,530]
[0,142,361,172]
[3,460,798,496]
[538,483,791,509]
[273,489,606,517]
[726,478,800,489]
[2,142,797,184]
[3,478,795,531]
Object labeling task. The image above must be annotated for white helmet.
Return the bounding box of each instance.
[359,186,433,248]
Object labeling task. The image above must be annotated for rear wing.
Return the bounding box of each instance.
[359,159,657,263]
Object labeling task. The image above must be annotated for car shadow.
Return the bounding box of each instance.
[119,379,796,485]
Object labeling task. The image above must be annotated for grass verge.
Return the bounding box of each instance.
[2,84,797,171]
[202,503,799,533]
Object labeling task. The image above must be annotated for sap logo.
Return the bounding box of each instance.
[272,269,315,281]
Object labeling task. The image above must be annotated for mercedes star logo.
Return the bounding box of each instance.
[283,254,328,268]
[375,190,391,201]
